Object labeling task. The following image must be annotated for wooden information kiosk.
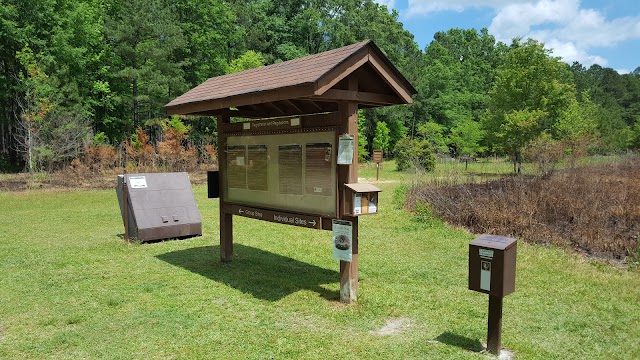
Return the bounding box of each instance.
[165,40,416,303]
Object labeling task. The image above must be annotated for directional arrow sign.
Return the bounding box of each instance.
[231,205,322,229]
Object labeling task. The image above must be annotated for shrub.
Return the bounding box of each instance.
[394,137,436,172]
[157,127,197,171]
[85,143,117,172]
[406,156,640,261]
[123,127,156,169]
[524,133,565,177]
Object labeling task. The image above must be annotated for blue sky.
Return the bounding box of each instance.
[374,0,640,73]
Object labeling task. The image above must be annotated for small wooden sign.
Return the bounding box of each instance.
[242,117,301,131]
[372,150,383,164]
[231,205,322,229]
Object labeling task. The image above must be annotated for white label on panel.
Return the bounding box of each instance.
[337,135,354,165]
[479,249,494,259]
[332,219,353,262]
[236,156,245,166]
[368,195,377,213]
[480,261,491,291]
[290,118,300,126]
[353,194,362,215]
[128,176,147,188]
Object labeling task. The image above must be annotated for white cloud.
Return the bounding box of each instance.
[543,39,608,67]
[407,0,640,68]
[374,0,397,9]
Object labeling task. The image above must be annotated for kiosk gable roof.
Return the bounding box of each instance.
[165,40,416,117]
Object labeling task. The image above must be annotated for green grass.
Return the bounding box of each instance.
[0,163,639,359]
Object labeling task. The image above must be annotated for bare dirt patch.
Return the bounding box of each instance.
[407,156,640,263]
[369,317,415,336]
[0,169,210,192]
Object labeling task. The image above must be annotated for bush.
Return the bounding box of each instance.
[394,137,436,172]
[524,134,565,177]
[406,156,640,261]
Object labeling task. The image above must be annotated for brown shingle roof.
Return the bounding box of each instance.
[165,40,416,116]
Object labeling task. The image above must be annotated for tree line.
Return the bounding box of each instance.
[1,0,639,173]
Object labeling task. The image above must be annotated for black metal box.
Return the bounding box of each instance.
[468,234,517,297]
[116,172,202,242]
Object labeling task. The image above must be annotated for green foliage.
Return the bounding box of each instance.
[392,183,409,209]
[394,136,436,172]
[412,200,442,227]
[447,119,486,157]
[372,121,391,154]
[174,0,238,84]
[1,0,639,174]
[483,39,577,170]
[357,110,369,162]
[227,50,266,74]
[92,132,110,146]
[104,0,187,128]
[416,122,449,154]
[163,116,191,135]
[633,121,640,149]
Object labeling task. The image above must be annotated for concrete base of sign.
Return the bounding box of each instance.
[481,344,514,360]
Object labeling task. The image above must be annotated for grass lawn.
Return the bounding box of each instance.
[0,161,639,359]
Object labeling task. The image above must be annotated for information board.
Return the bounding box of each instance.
[225,131,337,217]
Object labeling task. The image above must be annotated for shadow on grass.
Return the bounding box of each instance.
[116,233,200,243]
[156,245,340,302]
[435,332,483,353]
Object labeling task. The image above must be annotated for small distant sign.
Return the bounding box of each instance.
[128,176,148,189]
[243,117,302,131]
[372,150,383,164]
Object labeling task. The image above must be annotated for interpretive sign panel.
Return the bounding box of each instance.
[305,143,333,196]
[225,131,337,217]
[227,146,247,189]
[332,219,353,262]
[278,145,303,195]
[231,205,322,229]
[247,145,268,191]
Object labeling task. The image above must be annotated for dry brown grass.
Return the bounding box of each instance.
[406,155,640,262]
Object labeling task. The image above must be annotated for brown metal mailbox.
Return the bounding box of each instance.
[344,183,381,216]
[116,172,202,242]
[468,234,517,297]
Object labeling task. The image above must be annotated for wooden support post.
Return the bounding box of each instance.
[217,114,233,262]
[339,216,358,301]
[487,295,503,355]
[123,172,129,243]
[338,78,359,302]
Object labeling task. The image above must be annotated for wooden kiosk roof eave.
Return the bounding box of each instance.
[166,87,411,119]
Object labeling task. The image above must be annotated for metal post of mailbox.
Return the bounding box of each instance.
[487,295,503,354]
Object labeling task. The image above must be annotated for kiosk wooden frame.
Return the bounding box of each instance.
[165,40,416,303]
